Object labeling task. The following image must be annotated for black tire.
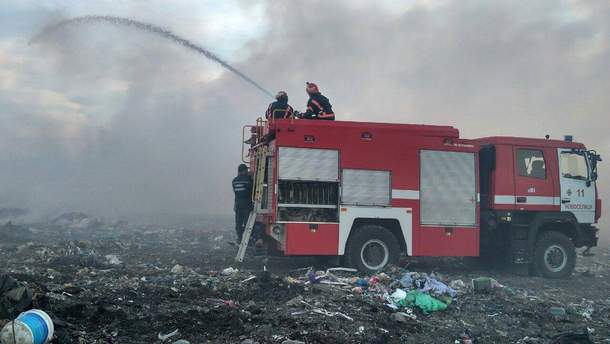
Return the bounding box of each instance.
[533,231,576,278]
[345,225,400,274]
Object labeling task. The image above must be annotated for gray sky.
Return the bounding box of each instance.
[1,1,609,233]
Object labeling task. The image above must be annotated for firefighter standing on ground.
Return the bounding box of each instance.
[303,82,335,120]
[232,164,253,243]
[266,91,294,120]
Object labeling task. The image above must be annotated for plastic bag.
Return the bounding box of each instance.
[395,290,447,313]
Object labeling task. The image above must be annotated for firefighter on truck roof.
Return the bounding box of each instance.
[232,164,253,244]
[265,91,294,120]
[303,82,335,120]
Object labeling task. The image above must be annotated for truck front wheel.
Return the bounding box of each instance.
[345,225,400,274]
[533,231,576,278]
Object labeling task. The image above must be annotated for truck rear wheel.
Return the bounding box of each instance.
[345,225,400,274]
[533,231,575,278]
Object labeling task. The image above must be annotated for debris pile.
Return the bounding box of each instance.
[51,212,104,230]
[0,220,608,343]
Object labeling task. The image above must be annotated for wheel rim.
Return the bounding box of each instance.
[544,244,567,273]
[360,239,389,271]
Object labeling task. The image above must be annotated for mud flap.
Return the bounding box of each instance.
[511,239,529,264]
[510,223,530,264]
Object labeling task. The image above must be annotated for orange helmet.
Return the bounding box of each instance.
[306,82,319,94]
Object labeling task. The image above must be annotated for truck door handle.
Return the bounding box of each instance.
[561,199,570,204]
[516,196,527,203]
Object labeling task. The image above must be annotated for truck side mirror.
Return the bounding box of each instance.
[585,150,601,183]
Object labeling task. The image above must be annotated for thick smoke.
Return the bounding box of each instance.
[1,1,609,241]
[1,11,268,224]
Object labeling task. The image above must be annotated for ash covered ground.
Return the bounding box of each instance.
[1,216,609,344]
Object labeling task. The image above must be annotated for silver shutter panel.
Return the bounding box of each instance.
[342,169,391,206]
[278,147,339,181]
[420,150,476,226]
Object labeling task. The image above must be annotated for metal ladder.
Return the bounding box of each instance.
[235,145,268,262]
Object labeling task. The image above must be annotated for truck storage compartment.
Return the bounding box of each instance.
[341,169,391,206]
[277,180,338,222]
[420,150,477,226]
[284,223,340,255]
[278,147,339,182]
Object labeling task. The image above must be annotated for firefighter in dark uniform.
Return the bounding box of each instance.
[232,164,253,243]
[303,82,335,120]
[265,91,294,120]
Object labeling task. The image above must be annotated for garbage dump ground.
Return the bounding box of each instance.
[1,218,609,343]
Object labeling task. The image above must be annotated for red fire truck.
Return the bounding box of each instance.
[242,119,601,278]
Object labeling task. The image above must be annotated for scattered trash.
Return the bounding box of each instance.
[548,306,566,319]
[312,308,354,321]
[378,271,390,279]
[351,286,364,294]
[405,290,447,313]
[1,218,608,342]
[0,309,54,344]
[390,288,408,304]
[158,329,180,341]
[221,267,239,276]
[296,300,354,321]
[455,329,477,344]
[326,267,357,273]
[391,309,417,323]
[391,312,409,323]
[449,279,466,290]
[283,276,302,285]
[401,308,417,320]
[170,264,185,274]
[104,254,122,265]
[390,289,447,313]
[471,277,502,292]
[355,278,369,288]
[205,298,237,308]
[240,275,257,283]
[399,272,456,297]
[581,303,594,320]
[307,269,324,284]
[0,275,33,318]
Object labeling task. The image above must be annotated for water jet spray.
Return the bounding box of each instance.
[31,15,274,98]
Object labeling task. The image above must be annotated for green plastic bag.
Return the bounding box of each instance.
[399,290,447,313]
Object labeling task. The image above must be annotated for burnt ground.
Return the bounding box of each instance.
[1,220,609,344]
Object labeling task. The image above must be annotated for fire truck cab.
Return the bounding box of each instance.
[243,119,601,278]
